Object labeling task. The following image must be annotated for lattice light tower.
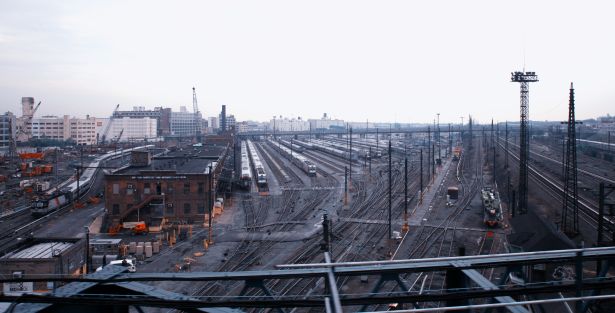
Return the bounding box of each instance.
[511,71,538,215]
[562,83,580,235]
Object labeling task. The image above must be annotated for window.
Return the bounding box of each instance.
[198,182,205,194]
[112,204,120,215]
[126,183,133,195]
[165,203,174,215]
[183,183,190,195]
[112,184,119,194]
[144,183,151,194]
[183,203,191,214]
[198,203,205,214]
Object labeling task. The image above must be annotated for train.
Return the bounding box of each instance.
[315,138,372,160]
[246,140,268,188]
[31,145,155,216]
[278,139,305,153]
[481,187,502,227]
[239,141,252,190]
[294,139,359,162]
[268,139,316,176]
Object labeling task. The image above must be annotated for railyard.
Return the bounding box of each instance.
[1,122,615,312]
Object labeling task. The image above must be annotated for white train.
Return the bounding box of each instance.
[246,140,267,188]
[278,139,305,153]
[239,141,252,190]
[315,139,372,160]
[31,145,155,216]
[268,139,316,176]
[326,137,384,158]
[305,139,359,162]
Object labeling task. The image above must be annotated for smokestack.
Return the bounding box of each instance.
[220,105,227,131]
[21,97,34,117]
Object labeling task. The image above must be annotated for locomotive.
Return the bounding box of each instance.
[481,187,502,227]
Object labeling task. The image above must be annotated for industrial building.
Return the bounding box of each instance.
[270,116,310,132]
[0,237,86,294]
[0,111,16,150]
[112,106,171,136]
[30,115,98,145]
[95,116,158,143]
[103,143,230,227]
[308,113,345,130]
[170,106,201,136]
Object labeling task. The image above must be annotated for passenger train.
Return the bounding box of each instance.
[239,141,252,190]
[246,140,268,188]
[278,139,305,153]
[31,145,155,216]
[268,139,316,176]
[481,187,502,227]
[294,140,359,162]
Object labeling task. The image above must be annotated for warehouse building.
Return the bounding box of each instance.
[0,237,86,295]
[104,143,230,228]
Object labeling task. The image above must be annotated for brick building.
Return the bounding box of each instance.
[104,144,229,227]
[0,237,86,294]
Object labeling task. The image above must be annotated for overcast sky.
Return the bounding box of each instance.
[1,1,614,124]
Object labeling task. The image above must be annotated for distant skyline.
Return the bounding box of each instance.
[1,1,614,124]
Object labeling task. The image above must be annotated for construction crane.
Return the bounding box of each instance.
[100,104,120,145]
[15,101,41,142]
[113,128,125,144]
[192,87,201,138]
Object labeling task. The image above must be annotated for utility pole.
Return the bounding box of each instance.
[208,164,213,244]
[403,157,409,232]
[420,148,423,201]
[344,166,348,205]
[427,126,431,181]
[505,121,509,169]
[84,226,90,274]
[437,113,441,162]
[368,147,372,175]
[349,127,353,182]
[511,70,538,216]
[388,140,392,240]
[448,123,452,157]
[561,83,581,235]
[432,143,436,178]
[321,213,331,253]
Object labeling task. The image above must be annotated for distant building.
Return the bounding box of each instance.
[270,116,310,132]
[236,121,249,133]
[15,97,37,142]
[207,116,219,133]
[308,113,344,131]
[96,117,158,142]
[113,106,171,136]
[30,115,98,145]
[170,106,201,136]
[226,114,236,131]
[0,112,16,149]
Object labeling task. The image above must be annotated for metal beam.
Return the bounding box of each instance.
[455,262,529,313]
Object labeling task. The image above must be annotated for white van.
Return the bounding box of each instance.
[96,258,136,273]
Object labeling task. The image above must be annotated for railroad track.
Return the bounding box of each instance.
[497,137,614,241]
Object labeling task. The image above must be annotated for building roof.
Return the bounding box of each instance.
[508,210,575,252]
[1,242,74,259]
[112,145,226,175]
